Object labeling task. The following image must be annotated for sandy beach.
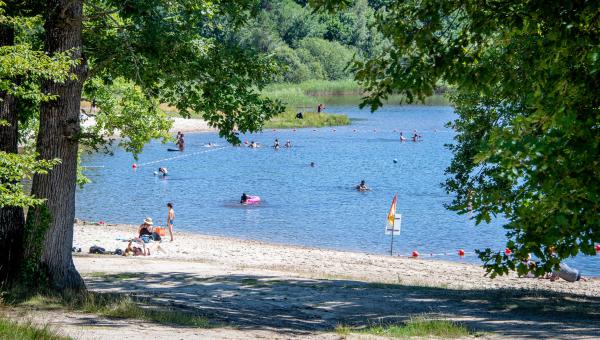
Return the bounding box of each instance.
[81,116,217,134]
[7,221,599,339]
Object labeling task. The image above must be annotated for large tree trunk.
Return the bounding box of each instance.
[0,24,26,285]
[26,0,85,290]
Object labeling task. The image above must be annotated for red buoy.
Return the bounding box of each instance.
[595,244,600,252]
[411,250,419,257]
[132,163,137,169]
[504,248,512,255]
[458,249,465,256]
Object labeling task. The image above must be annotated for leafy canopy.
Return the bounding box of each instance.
[348,0,600,276]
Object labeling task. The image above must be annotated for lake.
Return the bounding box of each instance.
[77,105,599,276]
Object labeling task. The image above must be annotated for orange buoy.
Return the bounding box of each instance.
[504,248,512,255]
[595,244,600,252]
[132,163,137,169]
[411,250,419,257]
[458,249,465,256]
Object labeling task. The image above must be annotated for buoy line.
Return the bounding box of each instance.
[134,146,228,167]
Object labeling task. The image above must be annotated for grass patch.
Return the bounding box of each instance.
[263,111,350,129]
[86,272,144,281]
[17,290,210,328]
[0,318,68,340]
[336,317,474,338]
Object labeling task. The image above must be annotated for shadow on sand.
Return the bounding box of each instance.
[81,272,600,338]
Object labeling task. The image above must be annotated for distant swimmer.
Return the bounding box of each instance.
[249,141,259,148]
[240,193,248,204]
[158,167,168,176]
[273,138,280,149]
[177,133,185,151]
[412,130,422,142]
[356,180,370,192]
[400,132,406,142]
[204,142,217,148]
[284,139,292,148]
[310,162,315,167]
[240,193,261,204]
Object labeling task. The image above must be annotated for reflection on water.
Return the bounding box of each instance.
[77,105,599,275]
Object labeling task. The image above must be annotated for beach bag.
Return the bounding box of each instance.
[155,227,166,236]
[89,246,105,254]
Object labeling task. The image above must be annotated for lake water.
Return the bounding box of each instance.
[77,105,599,275]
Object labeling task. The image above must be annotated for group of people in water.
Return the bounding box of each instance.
[244,138,293,149]
[400,130,423,142]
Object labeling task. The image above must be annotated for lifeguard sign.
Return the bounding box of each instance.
[385,194,401,255]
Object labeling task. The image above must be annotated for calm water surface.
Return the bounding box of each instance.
[77,105,599,275]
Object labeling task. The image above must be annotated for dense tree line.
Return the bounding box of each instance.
[236,0,385,83]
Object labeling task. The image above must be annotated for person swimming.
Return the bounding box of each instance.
[249,141,258,148]
[400,132,406,142]
[273,139,280,149]
[240,193,248,204]
[284,140,291,148]
[310,162,315,167]
[158,167,168,176]
[356,180,370,191]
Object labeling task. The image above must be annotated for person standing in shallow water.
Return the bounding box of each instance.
[167,202,175,241]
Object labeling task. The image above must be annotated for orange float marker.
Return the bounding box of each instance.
[132,163,137,169]
[458,249,465,256]
[412,250,419,257]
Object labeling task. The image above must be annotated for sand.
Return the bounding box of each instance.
[6,222,599,339]
[72,221,600,296]
[81,116,217,134]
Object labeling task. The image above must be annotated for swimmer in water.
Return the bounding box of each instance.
[400,132,406,142]
[240,193,248,204]
[284,139,291,148]
[249,141,258,148]
[273,138,280,149]
[310,162,315,167]
[158,167,168,176]
[356,180,370,192]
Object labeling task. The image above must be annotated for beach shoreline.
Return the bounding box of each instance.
[73,220,600,297]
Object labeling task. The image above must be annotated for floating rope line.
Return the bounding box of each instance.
[135,146,228,167]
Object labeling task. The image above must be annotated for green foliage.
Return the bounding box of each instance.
[235,0,382,84]
[83,78,172,158]
[264,111,350,129]
[297,37,355,80]
[0,152,59,208]
[349,0,600,276]
[0,318,68,340]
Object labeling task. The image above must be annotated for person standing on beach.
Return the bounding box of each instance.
[317,103,325,113]
[167,202,175,241]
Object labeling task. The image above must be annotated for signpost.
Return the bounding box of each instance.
[385,194,401,255]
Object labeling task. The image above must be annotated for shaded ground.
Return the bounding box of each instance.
[74,256,600,339]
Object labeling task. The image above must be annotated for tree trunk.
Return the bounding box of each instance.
[0,24,26,285]
[26,0,85,290]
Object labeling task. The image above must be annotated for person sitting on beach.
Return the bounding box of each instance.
[284,140,292,148]
[550,262,588,282]
[124,240,146,256]
[240,193,248,204]
[356,180,370,191]
[546,247,588,282]
[273,139,280,149]
[138,217,154,241]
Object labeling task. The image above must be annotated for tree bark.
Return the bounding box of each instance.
[27,0,85,290]
[0,24,26,285]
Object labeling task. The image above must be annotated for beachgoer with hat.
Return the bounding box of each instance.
[138,217,153,239]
